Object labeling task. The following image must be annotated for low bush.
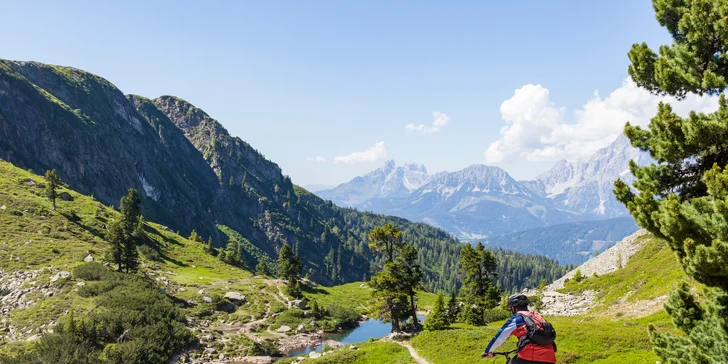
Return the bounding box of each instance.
[483,308,511,324]
[6,263,196,364]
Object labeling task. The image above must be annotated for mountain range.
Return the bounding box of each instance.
[317,135,647,261]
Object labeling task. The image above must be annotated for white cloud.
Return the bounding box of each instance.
[406,111,451,133]
[305,156,327,163]
[307,142,390,164]
[333,141,389,164]
[484,79,720,164]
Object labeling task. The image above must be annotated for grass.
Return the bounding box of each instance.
[561,234,693,316]
[0,160,270,358]
[277,340,416,364]
[303,281,438,315]
[409,313,674,364]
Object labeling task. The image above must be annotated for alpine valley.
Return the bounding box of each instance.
[317,135,647,263]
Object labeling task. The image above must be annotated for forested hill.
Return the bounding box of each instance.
[0,59,467,289]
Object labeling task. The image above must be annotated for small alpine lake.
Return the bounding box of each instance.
[282,316,426,359]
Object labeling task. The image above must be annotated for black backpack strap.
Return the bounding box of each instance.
[516,313,532,352]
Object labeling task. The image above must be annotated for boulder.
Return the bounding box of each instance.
[296,324,306,333]
[324,340,343,348]
[202,296,213,304]
[0,205,6,210]
[83,254,94,263]
[291,299,307,309]
[197,289,209,295]
[309,352,321,359]
[224,291,245,304]
[76,282,86,287]
[59,192,73,201]
[50,271,70,283]
[276,325,292,333]
[349,345,358,350]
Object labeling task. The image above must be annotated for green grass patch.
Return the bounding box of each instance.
[561,235,691,313]
[278,340,416,364]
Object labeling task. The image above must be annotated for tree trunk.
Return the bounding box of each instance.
[410,293,419,327]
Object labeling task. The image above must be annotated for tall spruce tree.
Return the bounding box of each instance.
[118,189,142,273]
[424,292,447,331]
[397,245,424,328]
[368,223,410,333]
[278,243,303,298]
[107,219,125,271]
[44,169,61,211]
[458,242,499,325]
[615,1,728,362]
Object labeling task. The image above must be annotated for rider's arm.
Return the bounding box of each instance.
[484,314,519,354]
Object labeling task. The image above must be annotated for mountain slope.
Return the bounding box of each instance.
[0,59,464,289]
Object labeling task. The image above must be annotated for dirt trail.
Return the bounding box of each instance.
[384,339,431,364]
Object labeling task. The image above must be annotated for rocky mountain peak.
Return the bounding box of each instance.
[153,95,221,133]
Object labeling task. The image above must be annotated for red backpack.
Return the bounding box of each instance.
[517,311,557,351]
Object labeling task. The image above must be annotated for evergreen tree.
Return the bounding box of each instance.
[44,169,61,211]
[424,292,447,331]
[107,219,125,271]
[615,1,728,362]
[458,242,499,325]
[445,290,459,324]
[256,259,268,276]
[277,243,303,298]
[368,223,404,263]
[397,245,424,327]
[189,230,201,243]
[369,261,408,333]
[118,189,142,273]
[368,224,419,333]
[205,237,214,253]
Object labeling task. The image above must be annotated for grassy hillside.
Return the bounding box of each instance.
[0,159,438,362]
[283,234,689,364]
[559,234,693,317]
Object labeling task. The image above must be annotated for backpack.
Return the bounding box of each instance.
[517,311,556,351]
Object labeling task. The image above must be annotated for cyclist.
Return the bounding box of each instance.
[482,293,556,363]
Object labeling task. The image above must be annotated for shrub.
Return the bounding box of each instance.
[573,269,584,283]
[483,308,511,324]
[8,266,196,363]
[73,262,111,281]
[139,244,159,261]
[326,304,359,329]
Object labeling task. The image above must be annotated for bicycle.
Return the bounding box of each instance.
[482,349,518,362]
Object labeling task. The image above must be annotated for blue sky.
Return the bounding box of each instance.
[1,1,681,186]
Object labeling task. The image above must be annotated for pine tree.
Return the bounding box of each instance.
[44,169,61,211]
[368,224,414,333]
[107,219,125,271]
[369,261,408,333]
[205,237,214,253]
[256,259,268,276]
[368,223,404,263]
[615,1,728,362]
[458,242,499,325]
[398,245,424,328]
[189,230,200,243]
[445,290,459,324]
[424,292,447,331]
[118,189,142,273]
[278,243,303,298]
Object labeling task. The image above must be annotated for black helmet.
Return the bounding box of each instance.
[508,293,529,308]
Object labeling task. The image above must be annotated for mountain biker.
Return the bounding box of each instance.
[482,293,556,363]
